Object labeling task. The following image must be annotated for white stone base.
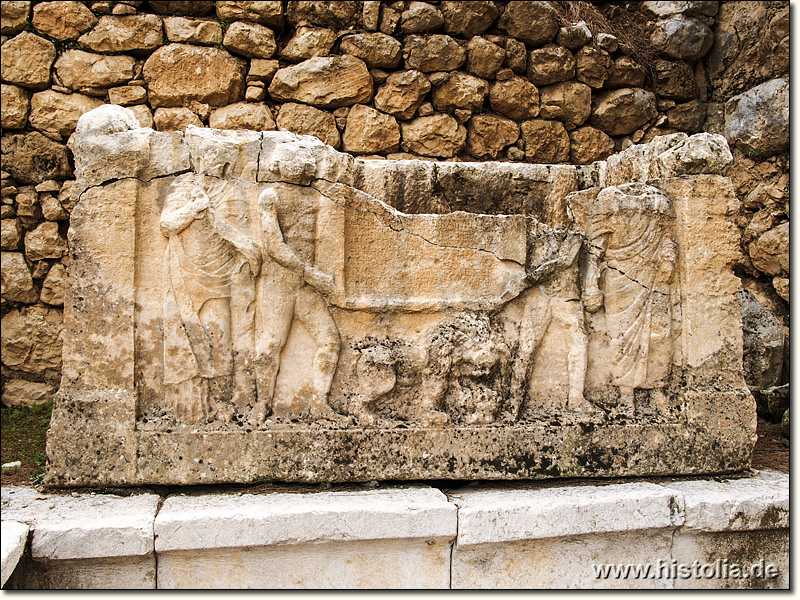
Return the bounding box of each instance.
[1,470,788,589]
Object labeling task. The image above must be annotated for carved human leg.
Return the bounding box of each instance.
[509,287,551,421]
[294,285,341,420]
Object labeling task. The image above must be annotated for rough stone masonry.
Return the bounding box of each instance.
[44,104,755,486]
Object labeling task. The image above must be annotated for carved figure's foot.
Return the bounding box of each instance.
[350,404,377,427]
[651,389,671,414]
[247,401,270,426]
[567,392,603,416]
[212,402,235,423]
[419,409,450,427]
[616,393,635,417]
[307,400,338,421]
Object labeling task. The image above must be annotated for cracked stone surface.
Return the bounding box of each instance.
[46,105,754,486]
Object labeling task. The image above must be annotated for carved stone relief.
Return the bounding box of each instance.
[46,105,755,486]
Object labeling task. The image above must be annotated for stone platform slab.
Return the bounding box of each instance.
[1,469,788,589]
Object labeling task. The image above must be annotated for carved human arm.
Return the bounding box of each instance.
[208,209,262,276]
[527,231,583,285]
[160,187,209,238]
[582,233,608,313]
[257,187,335,296]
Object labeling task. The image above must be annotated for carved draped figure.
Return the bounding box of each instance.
[161,174,240,385]
[589,183,679,391]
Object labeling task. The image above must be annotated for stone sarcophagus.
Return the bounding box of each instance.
[46,106,755,486]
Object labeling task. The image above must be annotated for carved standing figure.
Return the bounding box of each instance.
[160,174,261,423]
[583,183,678,415]
[509,224,600,419]
[249,181,341,423]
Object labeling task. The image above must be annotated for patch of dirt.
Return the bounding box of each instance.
[751,417,789,473]
[1,402,52,486]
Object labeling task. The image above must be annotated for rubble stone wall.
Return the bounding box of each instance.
[0,1,789,407]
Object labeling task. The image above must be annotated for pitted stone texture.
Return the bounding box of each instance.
[401,113,466,157]
[340,32,403,70]
[0,1,30,35]
[466,36,505,80]
[400,2,444,34]
[526,44,575,86]
[489,77,539,121]
[497,1,558,48]
[0,251,37,303]
[163,16,222,44]
[32,1,97,41]
[575,46,611,89]
[342,104,400,155]
[521,119,569,163]
[466,114,519,159]
[590,88,658,137]
[55,50,136,92]
[403,34,465,72]
[1,520,28,587]
[539,81,591,129]
[280,27,336,62]
[0,132,73,184]
[277,102,340,149]
[374,70,431,120]
[557,21,592,50]
[41,262,66,306]
[208,102,276,131]
[223,20,277,59]
[285,1,358,29]
[724,79,788,158]
[269,56,373,109]
[653,60,697,101]
[29,91,104,138]
[1,84,29,129]
[143,44,247,108]
[749,222,788,278]
[606,57,646,89]
[1,218,23,251]
[216,1,283,28]
[432,72,488,112]
[569,126,615,165]
[0,305,63,378]
[440,1,498,38]
[653,132,732,177]
[651,14,713,61]
[0,32,56,90]
[77,14,163,53]
[1,379,56,407]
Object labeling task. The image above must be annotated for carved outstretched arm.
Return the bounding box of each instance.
[160,188,209,237]
[527,231,583,285]
[212,213,262,276]
[258,187,334,295]
[583,234,608,313]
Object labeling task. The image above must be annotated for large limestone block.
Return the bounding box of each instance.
[465,36,505,79]
[400,2,444,34]
[496,1,558,47]
[340,32,402,70]
[0,31,56,90]
[738,290,783,391]
[374,69,431,120]
[0,305,63,377]
[1,84,29,129]
[590,88,657,136]
[1,521,28,587]
[40,261,66,306]
[222,20,277,59]
[269,55,372,109]
[0,1,30,35]
[29,90,104,137]
[569,126,615,165]
[24,221,68,261]
[606,56,646,89]
[32,1,97,41]
[401,113,465,157]
[403,34,465,72]
[653,132,732,177]
[521,118,569,163]
[527,44,575,86]
[276,102,340,148]
[1,218,23,250]
[208,102,276,131]
[285,1,358,29]
[724,78,788,158]
[653,60,697,101]
[341,104,400,155]
[575,46,611,89]
[47,125,755,486]
[77,14,163,53]
[0,132,72,184]
[55,50,136,91]
[143,44,246,107]
[0,251,37,303]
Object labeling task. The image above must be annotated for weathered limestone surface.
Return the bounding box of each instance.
[46,106,754,486]
[1,520,29,587]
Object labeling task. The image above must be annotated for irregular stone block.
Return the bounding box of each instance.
[208,102,276,131]
[466,114,519,159]
[569,126,615,165]
[1,520,28,587]
[1,379,55,407]
[521,118,569,163]
[440,1,497,38]
[216,1,283,28]
[29,91,104,137]
[163,16,222,45]
[285,1,357,29]
[1,251,37,303]
[47,117,755,486]
[276,102,340,148]
[539,81,592,129]
[1,305,63,378]
[269,55,373,109]
[0,32,56,90]
[374,69,431,120]
[55,50,136,91]
[1,218,23,250]
[0,84,29,129]
[527,44,575,86]
[280,26,335,62]
[32,0,97,41]
[340,32,402,70]
[78,14,163,53]
[749,221,788,277]
[724,78,788,158]
[0,132,73,184]
[222,20,277,59]
[590,88,658,136]
[651,14,713,61]
[403,34,465,72]
[143,44,247,108]
[342,104,400,155]
[400,2,444,34]
[653,59,697,101]
[41,261,66,306]
[489,77,539,121]
[432,71,488,112]
[465,36,505,80]
[0,1,30,35]
[497,1,558,47]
